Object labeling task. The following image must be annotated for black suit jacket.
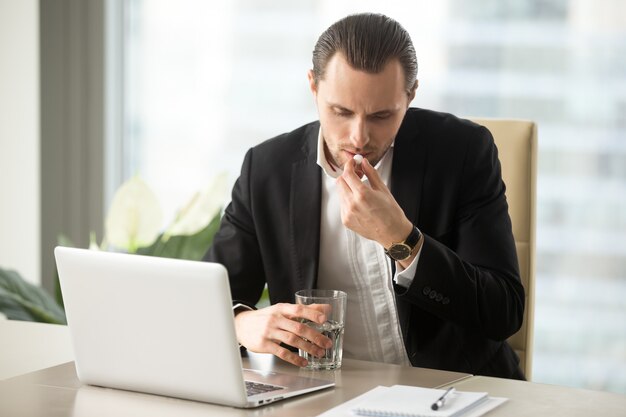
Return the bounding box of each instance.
[206,108,525,379]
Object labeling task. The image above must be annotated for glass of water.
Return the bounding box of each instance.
[295,289,347,370]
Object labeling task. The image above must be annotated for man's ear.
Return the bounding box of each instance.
[307,69,318,97]
[407,80,418,104]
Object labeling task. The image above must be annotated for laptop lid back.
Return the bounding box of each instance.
[54,246,249,407]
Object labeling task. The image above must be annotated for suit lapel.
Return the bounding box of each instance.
[289,124,322,291]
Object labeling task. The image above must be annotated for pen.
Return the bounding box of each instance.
[431,387,455,410]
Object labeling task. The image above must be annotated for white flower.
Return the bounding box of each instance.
[165,172,228,237]
[105,176,163,252]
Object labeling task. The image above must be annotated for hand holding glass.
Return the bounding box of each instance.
[295,289,347,370]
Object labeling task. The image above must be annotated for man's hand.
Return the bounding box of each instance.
[336,157,413,249]
[234,303,333,367]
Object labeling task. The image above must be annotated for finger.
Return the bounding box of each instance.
[336,177,363,231]
[361,158,386,190]
[336,175,349,195]
[352,155,365,178]
[278,303,327,324]
[335,177,354,212]
[279,318,333,350]
[267,342,308,367]
[341,159,366,191]
[271,328,327,357]
[354,163,364,178]
[307,303,333,317]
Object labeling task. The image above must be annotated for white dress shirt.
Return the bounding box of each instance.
[315,128,421,366]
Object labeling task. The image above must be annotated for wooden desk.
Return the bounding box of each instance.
[0,354,470,417]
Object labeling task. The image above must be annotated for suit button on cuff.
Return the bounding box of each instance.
[429,290,437,299]
[442,297,450,305]
[422,286,431,296]
[435,294,443,302]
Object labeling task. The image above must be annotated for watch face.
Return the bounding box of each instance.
[388,243,411,261]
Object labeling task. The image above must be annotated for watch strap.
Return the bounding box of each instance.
[385,226,422,260]
[403,225,422,249]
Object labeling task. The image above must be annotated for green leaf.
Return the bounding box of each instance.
[256,286,270,309]
[137,212,222,261]
[57,234,75,248]
[0,267,66,324]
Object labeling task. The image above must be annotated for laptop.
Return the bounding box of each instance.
[54,246,334,408]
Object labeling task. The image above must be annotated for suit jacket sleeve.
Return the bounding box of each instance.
[397,125,524,342]
[204,148,266,305]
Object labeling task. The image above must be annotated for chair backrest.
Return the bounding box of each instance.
[469,118,537,380]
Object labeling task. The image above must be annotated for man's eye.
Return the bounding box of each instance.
[371,113,391,120]
[334,111,351,117]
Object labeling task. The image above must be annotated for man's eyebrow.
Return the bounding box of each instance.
[371,109,393,116]
[329,103,353,113]
[328,102,397,116]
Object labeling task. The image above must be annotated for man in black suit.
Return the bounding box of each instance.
[205,13,525,379]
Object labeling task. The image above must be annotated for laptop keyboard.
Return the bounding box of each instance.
[245,380,283,396]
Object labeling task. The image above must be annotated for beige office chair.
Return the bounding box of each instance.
[469,118,537,380]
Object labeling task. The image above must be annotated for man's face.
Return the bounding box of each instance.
[308,53,416,168]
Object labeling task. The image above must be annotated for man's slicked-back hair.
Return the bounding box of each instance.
[312,13,418,94]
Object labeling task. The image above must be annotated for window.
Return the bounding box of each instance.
[120,0,626,393]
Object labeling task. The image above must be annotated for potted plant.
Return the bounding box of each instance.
[0,174,228,324]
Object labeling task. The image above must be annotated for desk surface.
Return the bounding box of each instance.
[2,320,625,417]
[443,375,626,417]
[3,361,625,417]
[0,354,471,417]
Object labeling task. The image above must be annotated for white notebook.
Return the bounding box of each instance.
[350,385,488,417]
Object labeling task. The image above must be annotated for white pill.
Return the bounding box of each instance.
[353,154,364,164]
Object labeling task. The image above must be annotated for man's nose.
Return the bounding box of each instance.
[349,117,369,150]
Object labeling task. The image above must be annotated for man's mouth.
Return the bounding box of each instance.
[343,150,371,158]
